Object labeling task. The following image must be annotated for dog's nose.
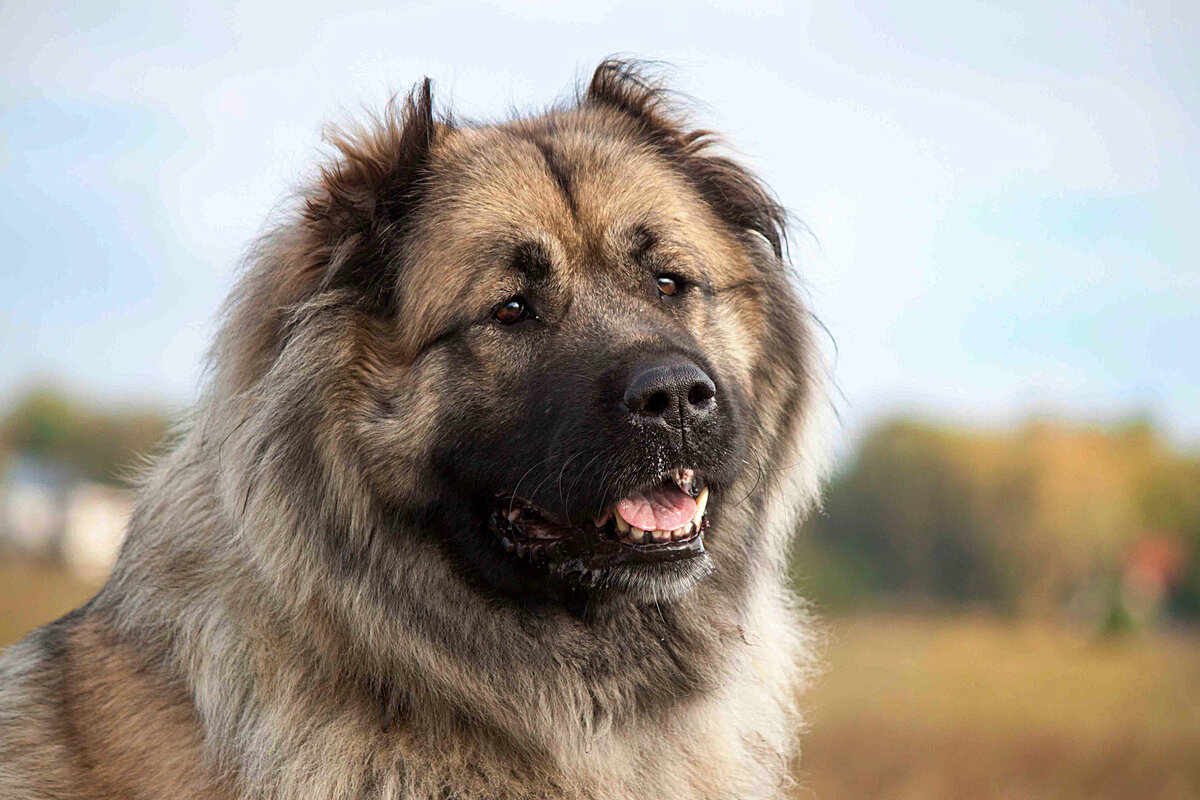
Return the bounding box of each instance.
[623,361,716,425]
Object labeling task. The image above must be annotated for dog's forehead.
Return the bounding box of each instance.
[435,124,740,259]
[445,124,699,225]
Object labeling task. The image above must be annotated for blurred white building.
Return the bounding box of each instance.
[62,482,132,580]
[1,454,131,580]
[0,455,67,558]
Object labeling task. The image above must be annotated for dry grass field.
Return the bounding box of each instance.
[0,558,99,646]
[798,613,1200,800]
[2,561,1198,798]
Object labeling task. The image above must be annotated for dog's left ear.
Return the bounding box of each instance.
[298,78,444,309]
[586,60,787,261]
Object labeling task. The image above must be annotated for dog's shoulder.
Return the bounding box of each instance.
[0,608,95,798]
[0,606,234,800]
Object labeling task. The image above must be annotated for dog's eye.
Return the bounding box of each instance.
[493,297,529,324]
[656,275,680,297]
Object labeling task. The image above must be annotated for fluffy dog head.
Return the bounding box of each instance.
[211,62,820,615]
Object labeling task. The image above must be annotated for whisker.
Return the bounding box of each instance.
[571,451,622,523]
[555,450,590,517]
[525,449,582,516]
[508,453,563,516]
[732,455,767,508]
[556,450,606,526]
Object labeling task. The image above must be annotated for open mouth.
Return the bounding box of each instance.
[488,468,711,567]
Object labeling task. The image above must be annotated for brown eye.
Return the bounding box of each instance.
[493,297,528,324]
[656,275,679,296]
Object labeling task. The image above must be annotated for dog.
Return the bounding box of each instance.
[0,60,825,799]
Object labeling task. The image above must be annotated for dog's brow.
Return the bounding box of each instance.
[510,240,553,283]
[629,224,656,260]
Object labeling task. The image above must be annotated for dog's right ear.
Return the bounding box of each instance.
[218,81,443,393]
[314,79,436,243]
[286,78,443,312]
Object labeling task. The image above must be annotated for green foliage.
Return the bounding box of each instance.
[1098,575,1137,637]
[0,384,173,486]
[1145,460,1200,619]
[794,416,1200,621]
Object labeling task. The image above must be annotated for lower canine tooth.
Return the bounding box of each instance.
[615,515,631,533]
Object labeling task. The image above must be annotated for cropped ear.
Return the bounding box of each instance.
[586,59,787,260]
[294,78,443,310]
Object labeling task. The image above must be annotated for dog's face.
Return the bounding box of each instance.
[392,121,768,603]
[230,65,812,611]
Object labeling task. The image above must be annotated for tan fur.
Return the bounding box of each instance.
[0,62,827,799]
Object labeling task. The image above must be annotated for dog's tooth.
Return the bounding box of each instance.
[672,523,692,541]
[615,514,631,533]
[594,510,611,528]
[651,529,670,543]
[628,527,645,544]
[693,486,709,525]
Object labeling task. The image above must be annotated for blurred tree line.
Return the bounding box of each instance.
[793,417,1200,623]
[0,385,172,487]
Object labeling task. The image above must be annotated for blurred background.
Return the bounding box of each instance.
[2,2,1197,797]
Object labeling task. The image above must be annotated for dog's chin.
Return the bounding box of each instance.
[592,556,715,604]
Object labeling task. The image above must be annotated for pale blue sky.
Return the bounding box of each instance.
[2,0,1197,447]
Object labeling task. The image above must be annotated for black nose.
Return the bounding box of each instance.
[623,360,717,424]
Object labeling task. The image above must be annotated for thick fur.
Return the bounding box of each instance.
[0,61,826,799]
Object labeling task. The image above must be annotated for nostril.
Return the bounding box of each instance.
[643,390,672,417]
[687,380,716,408]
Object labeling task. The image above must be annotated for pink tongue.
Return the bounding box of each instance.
[616,483,697,531]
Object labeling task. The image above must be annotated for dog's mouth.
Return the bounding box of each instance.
[488,468,710,568]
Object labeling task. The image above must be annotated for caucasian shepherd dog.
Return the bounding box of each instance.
[0,61,826,799]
